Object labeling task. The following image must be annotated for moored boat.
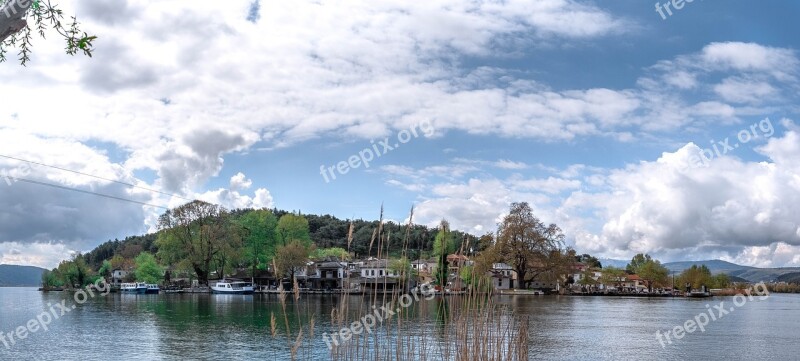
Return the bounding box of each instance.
[211,280,254,294]
[121,282,148,294]
[145,284,160,294]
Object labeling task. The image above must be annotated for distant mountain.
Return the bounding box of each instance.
[0,264,47,287]
[662,260,753,274]
[598,259,629,269]
[658,260,800,283]
[728,267,800,283]
[776,272,800,284]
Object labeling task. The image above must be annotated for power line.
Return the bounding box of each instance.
[3,175,169,210]
[0,153,194,202]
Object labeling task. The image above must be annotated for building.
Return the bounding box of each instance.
[308,261,349,290]
[359,259,401,291]
[488,263,517,290]
[111,269,128,286]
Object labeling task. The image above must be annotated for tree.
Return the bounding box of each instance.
[497,202,565,290]
[580,254,602,268]
[134,252,164,284]
[156,200,239,285]
[276,213,311,246]
[678,265,716,290]
[600,266,626,291]
[626,254,652,273]
[578,268,599,291]
[311,247,350,261]
[711,273,730,289]
[432,220,455,286]
[97,260,112,280]
[0,0,96,64]
[237,209,279,277]
[273,240,311,283]
[627,254,668,292]
[57,254,91,288]
[41,269,63,288]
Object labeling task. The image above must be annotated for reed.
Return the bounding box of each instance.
[272,206,529,360]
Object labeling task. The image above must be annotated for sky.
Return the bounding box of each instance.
[1,0,799,269]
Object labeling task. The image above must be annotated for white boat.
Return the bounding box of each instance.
[121,282,147,294]
[145,284,160,294]
[211,280,254,294]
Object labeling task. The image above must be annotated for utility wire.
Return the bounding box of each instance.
[2,175,170,210]
[0,153,194,202]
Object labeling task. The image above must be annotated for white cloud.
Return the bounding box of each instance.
[714,77,778,104]
[391,130,800,267]
[229,172,253,191]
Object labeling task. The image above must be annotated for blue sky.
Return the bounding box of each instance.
[1,0,799,268]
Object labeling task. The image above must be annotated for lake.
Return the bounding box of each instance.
[0,287,797,360]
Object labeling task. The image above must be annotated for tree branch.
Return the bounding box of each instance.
[0,0,32,42]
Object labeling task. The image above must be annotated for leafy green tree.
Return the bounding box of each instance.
[311,247,350,261]
[433,220,455,286]
[134,252,163,284]
[627,254,668,292]
[0,0,96,64]
[390,257,414,282]
[276,213,311,246]
[711,273,730,289]
[156,200,240,285]
[41,269,63,288]
[677,264,725,290]
[626,254,652,273]
[237,209,279,276]
[57,254,92,288]
[97,260,112,279]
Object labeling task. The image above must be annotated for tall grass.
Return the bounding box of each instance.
[270,206,530,360]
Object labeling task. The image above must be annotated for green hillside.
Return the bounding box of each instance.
[0,264,47,287]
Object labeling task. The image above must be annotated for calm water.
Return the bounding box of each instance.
[0,287,797,360]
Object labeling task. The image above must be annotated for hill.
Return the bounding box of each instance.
[662,260,753,274]
[0,264,47,287]
[728,267,800,283]
[776,272,800,284]
[659,260,800,283]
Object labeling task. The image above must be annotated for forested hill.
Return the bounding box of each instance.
[82,208,486,270]
[0,264,48,286]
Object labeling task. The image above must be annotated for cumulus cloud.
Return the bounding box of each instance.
[1,1,798,270]
[387,128,800,267]
[196,173,274,210]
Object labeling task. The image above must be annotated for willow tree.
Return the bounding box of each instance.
[156,200,241,286]
[0,0,95,64]
[497,202,565,290]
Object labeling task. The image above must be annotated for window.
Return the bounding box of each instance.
[379,270,384,276]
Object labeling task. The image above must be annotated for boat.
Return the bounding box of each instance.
[145,284,160,294]
[687,291,712,298]
[121,282,148,294]
[211,280,255,294]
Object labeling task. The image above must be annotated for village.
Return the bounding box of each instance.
[105,254,697,297]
